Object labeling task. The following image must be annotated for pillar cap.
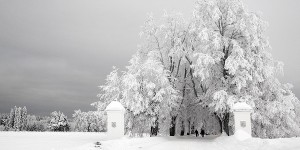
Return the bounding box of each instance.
[233,102,252,112]
[105,101,125,112]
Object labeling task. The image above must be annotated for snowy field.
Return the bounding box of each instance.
[0,132,107,150]
[1,132,300,150]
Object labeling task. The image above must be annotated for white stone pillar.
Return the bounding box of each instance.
[105,101,125,139]
[233,102,253,136]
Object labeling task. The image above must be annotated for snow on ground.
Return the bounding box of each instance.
[102,135,300,150]
[1,132,300,150]
[0,132,106,150]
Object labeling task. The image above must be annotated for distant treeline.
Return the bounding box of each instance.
[0,106,70,132]
[0,106,106,132]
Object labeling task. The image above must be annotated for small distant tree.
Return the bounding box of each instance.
[20,107,28,131]
[0,113,9,130]
[8,108,15,128]
[13,107,21,130]
[25,115,48,131]
[73,110,106,132]
[49,111,70,132]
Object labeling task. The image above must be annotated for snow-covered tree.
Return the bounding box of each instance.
[121,53,180,136]
[251,80,300,138]
[72,110,106,132]
[93,57,180,136]
[92,67,122,112]
[20,106,28,131]
[0,113,9,129]
[94,0,300,138]
[13,106,21,130]
[8,108,15,128]
[7,106,28,131]
[49,111,70,132]
[190,0,300,137]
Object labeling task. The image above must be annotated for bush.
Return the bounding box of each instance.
[26,121,47,131]
[0,125,5,131]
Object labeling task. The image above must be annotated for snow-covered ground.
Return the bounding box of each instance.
[0,132,106,150]
[1,132,300,150]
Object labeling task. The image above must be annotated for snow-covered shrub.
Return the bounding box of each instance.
[72,110,106,132]
[0,125,5,131]
[26,115,48,131]
[48,111,70,132]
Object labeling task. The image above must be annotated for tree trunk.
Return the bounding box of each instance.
[215,113,223,134]
[180,121,185,136]
[150,119,159,136]
[223,112,230,136]
[187,119,191,135]
[169,116,176,136]
[215,112,230,136]
[87,123,91,132]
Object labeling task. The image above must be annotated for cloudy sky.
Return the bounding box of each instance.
[0,0,299,117]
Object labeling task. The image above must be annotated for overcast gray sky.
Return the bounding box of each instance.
[0,0,299,117]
